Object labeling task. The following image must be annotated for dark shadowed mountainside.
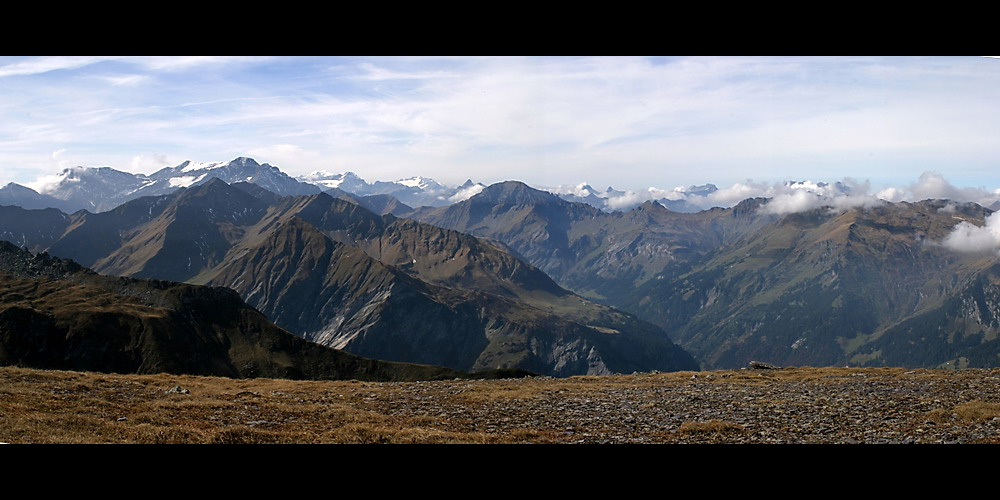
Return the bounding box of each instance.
[0,205,72,252]
[0,241,522,382]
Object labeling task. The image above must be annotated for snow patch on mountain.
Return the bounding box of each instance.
[179,160,225,173]
[396,176,437,189]
[169,174,206,188]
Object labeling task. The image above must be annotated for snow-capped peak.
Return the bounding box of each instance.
[395,176,440,190]
[301,170,363,181]
[297,171,368,191]
[540,183,605,199]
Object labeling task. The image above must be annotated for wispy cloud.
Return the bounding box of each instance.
[101,74,149,86]
[2,56,999,195]
[130,56,273,71]
[0,56,119,77]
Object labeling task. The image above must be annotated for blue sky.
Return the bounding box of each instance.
[1,56,998,195]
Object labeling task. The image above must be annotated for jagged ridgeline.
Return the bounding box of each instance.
[0,241,532,381]
[0,180,698,376]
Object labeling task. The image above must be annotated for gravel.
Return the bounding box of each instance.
[346,367,1000,443]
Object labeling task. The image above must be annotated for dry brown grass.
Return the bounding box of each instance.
[0,367,501,444]
[677,419,744,435]
[925,400,1000,425]
[4,365,1000,444]
[953,401,1000,422]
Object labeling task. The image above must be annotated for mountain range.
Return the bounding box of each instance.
[2,157,733,216]
[0,178,697,376]
[408,182,1000,369]
[3,156,999,375]
[1,158,321,214]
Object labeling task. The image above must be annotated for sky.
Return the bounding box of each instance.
[1,56,998,196]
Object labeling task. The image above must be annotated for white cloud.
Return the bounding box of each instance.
[761,190,882,216]
[942,212,1000,254]
[759,178,882,215]
[700,182,771,207]
[761,190,827,215]
[648,186,685,201]
[606,191,652,210]
[909,171,998,205]
[448,183,486,202]
[877,187,905,202]
[25,168,82,194]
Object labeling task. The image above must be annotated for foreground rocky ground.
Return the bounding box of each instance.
[2,365,1000,443]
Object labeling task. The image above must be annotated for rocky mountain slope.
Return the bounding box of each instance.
[0,241,499,382]
[0,205,71,252]
[0,181,697,376]
[8,172,998,372]
[186,190,697,375]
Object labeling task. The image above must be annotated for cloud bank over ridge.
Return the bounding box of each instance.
[549,171,1000,215]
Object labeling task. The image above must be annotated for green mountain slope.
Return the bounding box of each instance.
[626,200,1000,368]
